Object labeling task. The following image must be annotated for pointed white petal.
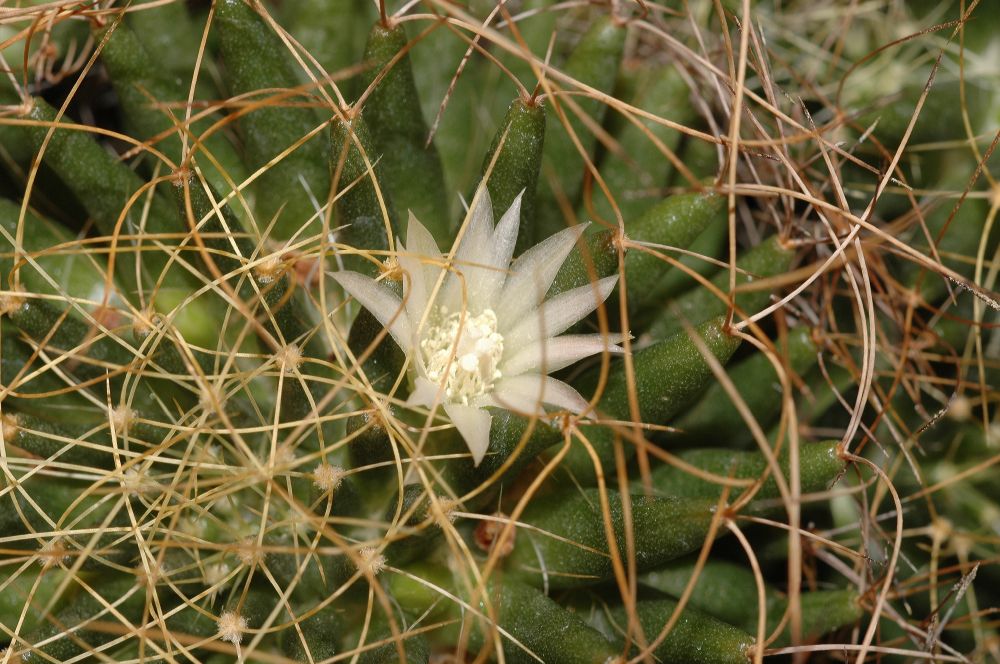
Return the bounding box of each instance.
[442,188,496,311]
[455,191,524,311]
[492,191,521,268]
[332,271,412,349]
[443,403,492,466]
[456,188,495,272]
[407,376,443,409]
[405,211,440,258]
[397,253,428,324]
[492,374,590,414]
[495,223,589,324]
[503,275,619,348]
[478,191,522,307]
[400,212,444,325]
[501,333,627,376]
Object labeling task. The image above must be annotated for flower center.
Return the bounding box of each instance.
[420,307,504,405]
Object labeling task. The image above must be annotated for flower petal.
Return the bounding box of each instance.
[501,333,627,377]
[478,191,523,307]
[398,212,442,328]
[491,374,590,415]
[332,271,412,349]
[407,376,443,409]
[443,403,492,466]
[492,191,522,269]
[495,223,589,325]
[503,275,619,348]
[405,211,441,258]
[442,188,496,311]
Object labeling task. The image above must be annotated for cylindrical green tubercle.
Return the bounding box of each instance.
[1,410,150,469]
[349,618,430,664]
[649,235,794,340]
[608,597,755,664]
[280,0,375,92]
[623,191,726,313]
[5,296,133,379]
[547,229,620,298]
[537,16,627,240]
[214,0,330,241]
[673,325,819,444]
[0,198,110,302]
[444,407,562,507]
[763,588,862,646]
[0,470,77,537]
[346,406,399,473]
[223,583,285,632]
[331,114,397,276]
[560,316,742,483]
[591,64,695,225]
[360,21,448,240]
[654,208,726,302]
[382,483,444,565]
[124,0,203,83]
[0,568,71,635]
[94,19,247,196]
[0,87,37,168]
[507,488,717,589]
[598,315,742,425]
[640,558,761,629]
[391,566,617,664]
[471,580,619,664]
[281,601,339,662]
[0,331,97,419]
[641,439,845,506]
[265,529,339,602]
[481,98,546,254]
[12,575,146,662]
[649,577,860,647]
[173,175,313,350]
[21,97,189,302]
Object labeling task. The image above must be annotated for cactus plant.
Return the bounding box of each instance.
[1,0,998,662]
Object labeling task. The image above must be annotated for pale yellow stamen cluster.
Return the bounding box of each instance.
[420,307,503,405]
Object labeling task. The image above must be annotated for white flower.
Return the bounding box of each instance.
[333,189,623,466]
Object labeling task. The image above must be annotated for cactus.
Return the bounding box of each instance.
[1,1,998,662]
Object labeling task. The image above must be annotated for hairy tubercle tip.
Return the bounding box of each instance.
[356,546,386,576]
[313,463,345,493]
[217,610,248,645]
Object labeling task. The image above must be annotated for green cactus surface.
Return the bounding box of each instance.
[1,1,998,662]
